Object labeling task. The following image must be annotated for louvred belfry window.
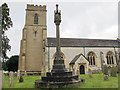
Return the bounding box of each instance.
[34,14,38,24]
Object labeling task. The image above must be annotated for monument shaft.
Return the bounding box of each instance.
[35,4,84,88]
[54,5,61,60]
[56,24,61,59]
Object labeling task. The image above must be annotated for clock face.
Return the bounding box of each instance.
[33,27,38,32]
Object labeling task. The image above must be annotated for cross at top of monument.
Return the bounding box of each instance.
[54,4,61,25]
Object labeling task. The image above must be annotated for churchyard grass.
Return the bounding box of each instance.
[4,75,41,88]
[79,73,118,88]
[4,73,118,88]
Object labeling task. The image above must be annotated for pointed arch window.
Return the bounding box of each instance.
[87,52,96,65]
[34,14,38,24]
[106,51,114,65]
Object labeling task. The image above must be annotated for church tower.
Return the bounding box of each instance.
[18,4,47,73]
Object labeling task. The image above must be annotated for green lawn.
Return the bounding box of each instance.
[3,73,118,88]
[78,73,118,88]
[4,75,41,88]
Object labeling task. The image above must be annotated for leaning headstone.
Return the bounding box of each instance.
[104,75,109,80]
[17,70,20,80]
[88,68,92,78]
[9,71,14,87]
[19,74,23,83]
[111,66,117,77]
[108,66,111,76]
[103,65,108,75]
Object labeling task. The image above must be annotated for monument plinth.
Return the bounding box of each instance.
[35,4,85,88]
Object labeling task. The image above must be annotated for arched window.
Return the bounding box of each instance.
[87,51,96,65]
[106,51,114,65]
[34,14,38,24]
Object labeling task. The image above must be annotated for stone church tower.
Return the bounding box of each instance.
[18,4,47,73]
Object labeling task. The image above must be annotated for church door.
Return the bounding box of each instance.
[80,65,85,74]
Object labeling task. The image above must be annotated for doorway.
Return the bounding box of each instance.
[80,65,85,74]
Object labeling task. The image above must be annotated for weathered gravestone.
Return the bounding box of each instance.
[19,74,24,83]
[14,72,17,77]
[103,65,108,75]
[88,68,92,78]
[104,75,109,80]
[108,66,111,76]
[17,70,20,80]
[111,66,117,77]
[9,71,14,87]
[24,71,27,76]
[103,65,109,80]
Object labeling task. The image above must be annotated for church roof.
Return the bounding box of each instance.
[69,53,88,65]
[47,38,120,47]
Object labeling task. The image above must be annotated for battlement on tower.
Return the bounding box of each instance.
[27,4,46,11]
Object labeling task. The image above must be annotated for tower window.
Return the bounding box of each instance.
[34,14,38,24]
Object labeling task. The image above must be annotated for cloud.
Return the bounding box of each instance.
[5,2,118,57]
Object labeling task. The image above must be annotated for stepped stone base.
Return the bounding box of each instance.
[35,78,85,88]
[35,56,85,88]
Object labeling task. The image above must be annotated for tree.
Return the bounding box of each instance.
[6,55,19,72]
[0,3,13,61]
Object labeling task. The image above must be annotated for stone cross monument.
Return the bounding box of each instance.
[51,4,66,73]
[54,4,61,61]
[35,4,84,88]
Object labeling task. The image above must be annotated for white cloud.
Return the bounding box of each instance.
[3,2,118,57]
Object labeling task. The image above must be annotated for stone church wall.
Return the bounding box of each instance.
[47,47,119,73]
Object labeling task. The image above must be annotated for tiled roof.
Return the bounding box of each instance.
[47,38,120,47]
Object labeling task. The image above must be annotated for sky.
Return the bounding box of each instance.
[0,0,118,58]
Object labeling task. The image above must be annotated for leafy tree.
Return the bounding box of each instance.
[2,61,8,71]
[6,55,19,72]
[0,3,13,61]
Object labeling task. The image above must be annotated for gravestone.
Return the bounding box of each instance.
[103,65,108,75]
[9,71,14,87]
[88,68,92,78]
[111,66,117,77]
[103,65,109,80]
[24,71,27,76]
[104,75,109,80]
[108,66,111,76]
[19,74,24,83]
[17,70,20,80]
[14,72,17,77]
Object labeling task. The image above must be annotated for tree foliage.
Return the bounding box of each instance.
[0,3,13,61]
[6,55,19,72]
